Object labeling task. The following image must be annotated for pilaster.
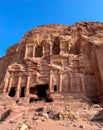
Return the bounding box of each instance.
[7,76,13,94]
[80,74,86,95]
[16,76,22,98]
[3,78,9,93]
[33,46,35,57]
[49,71,53,92]
[25,75,31,96]
[59,73,63,92]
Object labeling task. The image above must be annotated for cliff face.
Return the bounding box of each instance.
[1,22,103,103]
[0,44,18,89]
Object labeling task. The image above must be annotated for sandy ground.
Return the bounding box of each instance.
[0,94,103,130]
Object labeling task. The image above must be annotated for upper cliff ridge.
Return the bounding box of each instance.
[19,22,103,46]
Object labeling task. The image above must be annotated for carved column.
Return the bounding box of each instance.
[3,78,9,93]
[60,42,63,55]
[80,74,86,95]
[59,38,65,55]
[7,76,13,94]
[69,73,72,92]
[33,46,35,57]
[59,72,63,92]
[49,71,53,92]
[25,45,27,58]
[43,46,45,57]
[16,76,22,98]
[50,44,52,55]
[70,73,73,92]
[25,75,31,96]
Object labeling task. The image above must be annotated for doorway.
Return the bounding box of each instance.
[20,87,25,97]
[30,87,37,95]
[8,87,16,97]
[36,84,49,98]
[54,85,57,92]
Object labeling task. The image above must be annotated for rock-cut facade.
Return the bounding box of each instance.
[1,22,103,103]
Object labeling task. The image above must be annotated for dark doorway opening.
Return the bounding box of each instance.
[53,37,60,55]
[29,98,36,103]
[30,87,37,95]
[35,45,43,57]
[20,87,25,97]
[29,84,53,103]
[36,84,49,98]
[8,87,16,97]
[54,85,57,92]
[91,96,101,104]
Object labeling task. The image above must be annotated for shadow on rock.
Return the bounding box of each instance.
[91,110,103,122]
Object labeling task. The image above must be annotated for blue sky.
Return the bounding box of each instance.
[0,0,103,56]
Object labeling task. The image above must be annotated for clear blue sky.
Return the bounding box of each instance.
[0,0,103,56]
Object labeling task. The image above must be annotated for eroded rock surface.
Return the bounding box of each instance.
[0,22,103,103]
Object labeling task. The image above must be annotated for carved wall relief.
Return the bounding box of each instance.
[70,74,82,93]
[61,42,69,54]
[12,77,18,87]
[27,46,33,57]
[43,44,50,57]
[62,58,69,67]
[52,70,60,91]
[2,23,103,102]
[35,45,43,57]
[53,37,60,55]
[62,74,70,92]
[21,75,27,86]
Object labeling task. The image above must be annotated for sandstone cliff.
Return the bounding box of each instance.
[1,22,103,103]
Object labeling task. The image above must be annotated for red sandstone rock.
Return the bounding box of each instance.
[0,22,103,103]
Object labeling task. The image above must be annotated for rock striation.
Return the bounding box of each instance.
[1,22,103,103]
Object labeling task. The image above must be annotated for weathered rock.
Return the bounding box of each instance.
[92,104,100,108]
[0,109,11,122]
[20,123,28,130]
[59,110,79,121]
[1,22,103,103]
[79,125,85,129]
[32,116,38,120]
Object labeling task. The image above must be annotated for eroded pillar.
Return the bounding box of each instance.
[43,46,45,57]
[25,45,27,58]
[33,46,35,57]
[25,75,31,96]
[59,73,63,92]
[16,76,22,98]
[50,44,52,55]
[49,71,53,92]
[7,76,13,94]
[70,73,73,92]
[80,74,86,95]
[3,78,9,93]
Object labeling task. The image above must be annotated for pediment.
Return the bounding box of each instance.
[8,63,25,72]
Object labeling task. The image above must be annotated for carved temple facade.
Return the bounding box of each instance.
[2,36,85,100]
[1,23,103,103]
